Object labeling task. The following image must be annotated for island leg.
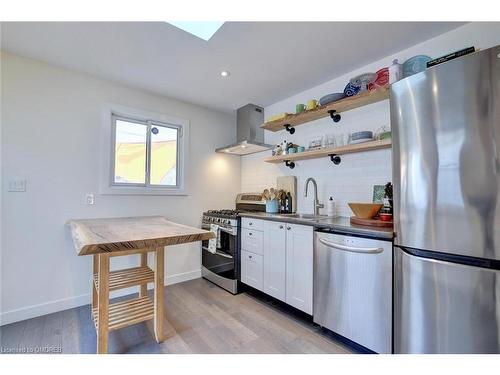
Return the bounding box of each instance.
[139,253,148,297]
[92,255,98,310]
[97,253,110,354]
[154,246,165,343]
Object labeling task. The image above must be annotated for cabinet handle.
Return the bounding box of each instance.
[249,255,253,259]
[249,222,253,226]
[279,225,284,229]
[249,232,252,236]
[287,226,291,230]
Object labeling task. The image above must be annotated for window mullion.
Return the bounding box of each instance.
[145,122,152,187]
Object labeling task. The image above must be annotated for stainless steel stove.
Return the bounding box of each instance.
[201,194,265,294]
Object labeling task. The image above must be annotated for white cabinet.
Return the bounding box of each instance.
[240,217,313,315]
[241,217,264,231]
[241,218,264,291]
[241,228,264,255]
[285,223,314,314]
[263,221,287,301]
[241,250,263,291]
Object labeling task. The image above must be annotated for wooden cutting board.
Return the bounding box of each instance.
[350,216,393,228]
[277,176,297,213]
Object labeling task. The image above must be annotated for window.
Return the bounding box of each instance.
[101,104,188,195]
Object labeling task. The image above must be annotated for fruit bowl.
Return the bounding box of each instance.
[348,203,383,219]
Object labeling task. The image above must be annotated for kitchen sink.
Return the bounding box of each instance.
[278,213,328,221]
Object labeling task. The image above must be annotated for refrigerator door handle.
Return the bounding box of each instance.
[318,238,383,254]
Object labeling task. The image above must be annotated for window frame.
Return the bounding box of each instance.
[100,103,189,196]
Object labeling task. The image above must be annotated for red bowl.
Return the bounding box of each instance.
[379,213,393,222]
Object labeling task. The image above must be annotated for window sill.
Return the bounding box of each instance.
[99,185,188,196]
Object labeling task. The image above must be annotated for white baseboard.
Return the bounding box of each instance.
[0,293,91,327]
[0,269,201,326]
[165,269,201,286]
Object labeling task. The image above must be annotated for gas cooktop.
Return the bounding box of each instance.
[204,209,240,218]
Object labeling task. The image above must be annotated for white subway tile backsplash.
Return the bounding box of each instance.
[242,146,391,216]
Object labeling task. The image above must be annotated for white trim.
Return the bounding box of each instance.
[165,269,201,286]
[0,269,201,326]
[0,293,90,326]
[99,103,190,196]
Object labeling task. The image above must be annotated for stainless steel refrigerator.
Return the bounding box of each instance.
[391,44,500,354]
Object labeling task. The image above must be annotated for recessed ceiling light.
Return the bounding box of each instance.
[166,21,225,41]
[220,70,230,78]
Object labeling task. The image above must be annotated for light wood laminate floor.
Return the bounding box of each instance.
[0,278,353,354]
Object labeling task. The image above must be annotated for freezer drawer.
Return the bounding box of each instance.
[394,247,500,353]
[313,231,392,353]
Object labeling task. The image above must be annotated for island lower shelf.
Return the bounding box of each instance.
[264,139,392,164]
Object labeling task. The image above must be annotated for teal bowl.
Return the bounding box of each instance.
[288,147,297,154]
[403,55,431,78]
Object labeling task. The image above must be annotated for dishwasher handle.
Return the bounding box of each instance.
[318,237,383,254]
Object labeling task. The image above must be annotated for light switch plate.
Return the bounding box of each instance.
[85,193,95,205]
[8,179,27,192]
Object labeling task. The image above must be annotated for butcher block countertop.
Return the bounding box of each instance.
[67,216,214,256]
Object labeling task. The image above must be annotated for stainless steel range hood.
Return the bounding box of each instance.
[215,104,273,155]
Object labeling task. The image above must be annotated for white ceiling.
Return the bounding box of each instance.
[1,22,465,112]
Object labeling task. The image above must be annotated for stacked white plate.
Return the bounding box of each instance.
[350,131,373,144]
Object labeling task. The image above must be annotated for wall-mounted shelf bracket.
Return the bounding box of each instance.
[327,110,341,123]
[285,160,295,169]
[284,124,295,134]
[329,154,341,165]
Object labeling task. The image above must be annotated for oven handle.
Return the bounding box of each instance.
[202,224,236,235]
[318,238,383,254]
[202,246,234,259]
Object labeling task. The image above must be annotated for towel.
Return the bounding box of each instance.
[208,224,219,254]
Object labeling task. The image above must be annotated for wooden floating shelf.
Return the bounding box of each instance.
[264,139,392,164]
[92,296,154,331]
[93,266,154,291]
[261,86,390,132]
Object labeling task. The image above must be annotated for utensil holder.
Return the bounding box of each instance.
[265,200,279,213]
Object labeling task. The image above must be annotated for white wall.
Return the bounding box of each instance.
[0,52,241,324]
[242,22,500,217]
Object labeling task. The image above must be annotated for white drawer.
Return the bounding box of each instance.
[241,217,264,231]
[241,228,264,255]
[241,250,263,291]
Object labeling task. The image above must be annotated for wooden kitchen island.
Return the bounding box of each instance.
[67,216,214,354]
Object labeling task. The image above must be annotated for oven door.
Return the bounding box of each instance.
[201,224,238,280]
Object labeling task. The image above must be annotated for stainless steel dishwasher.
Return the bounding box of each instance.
[314,230,392,353]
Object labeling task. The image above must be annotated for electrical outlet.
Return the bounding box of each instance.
[8,179,27,192]
[85,193,95,205]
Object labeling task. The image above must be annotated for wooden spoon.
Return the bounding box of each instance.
[263,189,270,200]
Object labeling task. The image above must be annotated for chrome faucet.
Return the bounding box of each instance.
[304,177,324,215]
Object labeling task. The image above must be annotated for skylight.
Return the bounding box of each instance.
[167,21,225,41]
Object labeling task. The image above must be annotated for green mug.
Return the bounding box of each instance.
[296,103,306,113]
